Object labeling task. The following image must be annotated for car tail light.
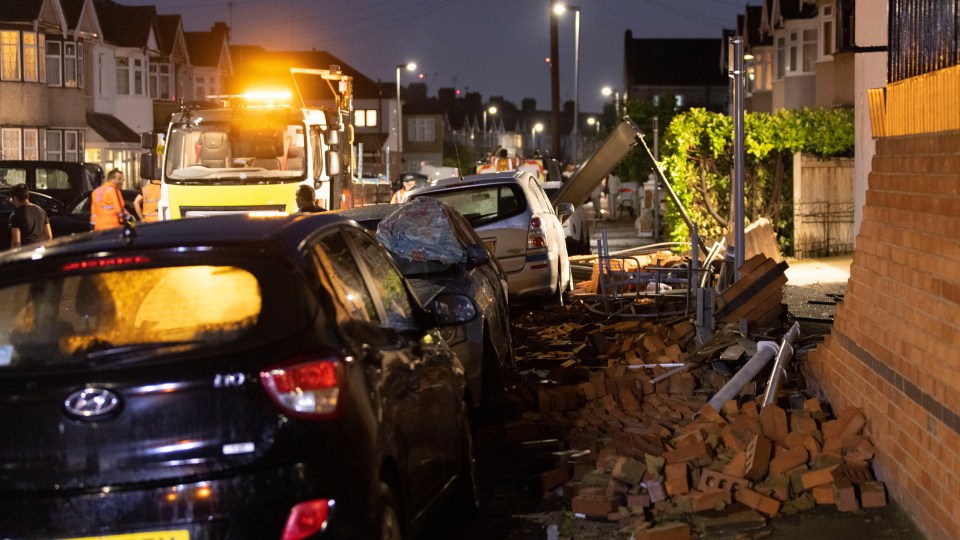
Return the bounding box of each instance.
[527,216,547,249]
[261,355,344,419]
[282,499,334,540]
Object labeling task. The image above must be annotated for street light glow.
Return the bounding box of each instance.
[534,123,544,132]
[488,106,498,115]
[405,62,416,71]
[586,117,596,125]
[601,86,612,97]
[552,3,567,15]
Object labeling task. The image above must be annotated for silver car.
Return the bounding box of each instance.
[409,171,573,304]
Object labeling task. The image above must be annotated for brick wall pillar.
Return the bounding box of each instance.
[807,131,960,540]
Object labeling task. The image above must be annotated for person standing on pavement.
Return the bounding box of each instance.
[606,170,621,221]
[7,184,52,248]
[296,185,325,213]
[133,178,161,222]
[390,174,418,204]
[591,177,605,219]
[90,169,130,231]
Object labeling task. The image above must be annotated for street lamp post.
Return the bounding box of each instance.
[553,3,580,162]
[395,61,416,174]
[532,122,544,153]
[587,116,600,138]
[483,105,497,151]
[602,86,621,118]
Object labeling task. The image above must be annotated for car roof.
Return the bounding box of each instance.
[0,213,354,266]
[333,203,397,224]
[412,171,530,194]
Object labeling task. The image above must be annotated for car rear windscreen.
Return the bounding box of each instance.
[0,265,264,370]
[417,184,526,228]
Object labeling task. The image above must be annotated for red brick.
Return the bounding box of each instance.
[697,468,750,493]
[744,432,772,481]
[759,405,789,445]
[785,431,821,457]
[540,467,570,492]
[664,462,689,496]
[834,477,858,512]
[634,521,691,540]
[801,465,839,490]
[626,492,652,510]
[812,484,836,505]
[663,441,712,467]
[572,494,619,517]
[860,481,887,508]
[684,488,732,512]
[769,445,809,476]
[734,486,780,516]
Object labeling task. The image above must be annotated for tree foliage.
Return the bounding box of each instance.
[659,107,854,253]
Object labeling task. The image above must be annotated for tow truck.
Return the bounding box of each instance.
[139,66,354,218]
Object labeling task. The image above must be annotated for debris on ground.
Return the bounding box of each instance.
[498,294,886,539]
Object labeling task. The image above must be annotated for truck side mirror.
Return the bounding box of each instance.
[141,132,157,149]
[325,149,341,177]
[140,152,160,181]
[324,128,340,146]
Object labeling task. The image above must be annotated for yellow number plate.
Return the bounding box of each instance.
[64,531,189,540]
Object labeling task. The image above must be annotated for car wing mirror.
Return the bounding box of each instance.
[556,202,575,217]
[465,244,490,268]
[430,293,477,326]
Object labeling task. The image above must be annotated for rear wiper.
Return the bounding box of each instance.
[79,340,203,361]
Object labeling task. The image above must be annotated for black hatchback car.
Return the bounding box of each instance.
[0,214,478,539]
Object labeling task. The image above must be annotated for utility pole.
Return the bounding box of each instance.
[550,6,560,159]
[730,36,746,281]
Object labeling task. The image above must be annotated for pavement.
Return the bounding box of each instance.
[783,255,852,286]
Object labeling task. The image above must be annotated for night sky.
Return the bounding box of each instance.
[127,0,758,112]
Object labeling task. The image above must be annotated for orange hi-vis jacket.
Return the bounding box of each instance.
[141,181,161,222]
[91,183,127,230]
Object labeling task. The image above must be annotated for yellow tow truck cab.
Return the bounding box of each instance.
[139,68,353,218]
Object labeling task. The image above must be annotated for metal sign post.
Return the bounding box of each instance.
[729,36,746,282]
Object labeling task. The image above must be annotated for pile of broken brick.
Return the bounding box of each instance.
[502,302,887,539]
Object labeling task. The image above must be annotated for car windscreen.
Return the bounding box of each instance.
[414,184,526,228]
[0,261,291,370]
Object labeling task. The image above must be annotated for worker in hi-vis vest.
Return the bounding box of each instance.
[90,169,130,230]
[134,178,161,223]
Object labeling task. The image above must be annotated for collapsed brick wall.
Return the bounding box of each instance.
[807,131,960,540]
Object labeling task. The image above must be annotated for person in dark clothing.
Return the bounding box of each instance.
[296,185,324,213]
[8,184,52,248]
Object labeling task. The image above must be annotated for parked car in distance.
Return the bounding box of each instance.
[337,198,514,409]
[0,184,65,250]
[0,160,103,204]
[49,188,141,237]
[542,180,591,255]
[409,171,574,305]
[0,213,479,539]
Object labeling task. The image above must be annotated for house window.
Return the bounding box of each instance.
[802,29,818,71]
[354,109,378,128]
[64,131,79,162]
[788,32,798,74]
[46,41,62,86]
[1,30,20,81]
[194,76,205,99]
[776,37,786,79]
[46,130,62,161]
[116,56,130,94]
[38,34,45,83]
[133,58,143,95]
[821,4,834,57]
[22,32,38,82]
[408,118,434,142]
[149,62,173,100]
[1,128,22,160]
[23,129,39,160]
[64,42,78,87]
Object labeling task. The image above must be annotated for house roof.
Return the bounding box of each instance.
[156,14,181,56]
[93,0,155,48]
[624,33,727,87]
[743,5,770,48]
[87,112,139,143]
[229,45,381,99]
[184,23,229,68]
